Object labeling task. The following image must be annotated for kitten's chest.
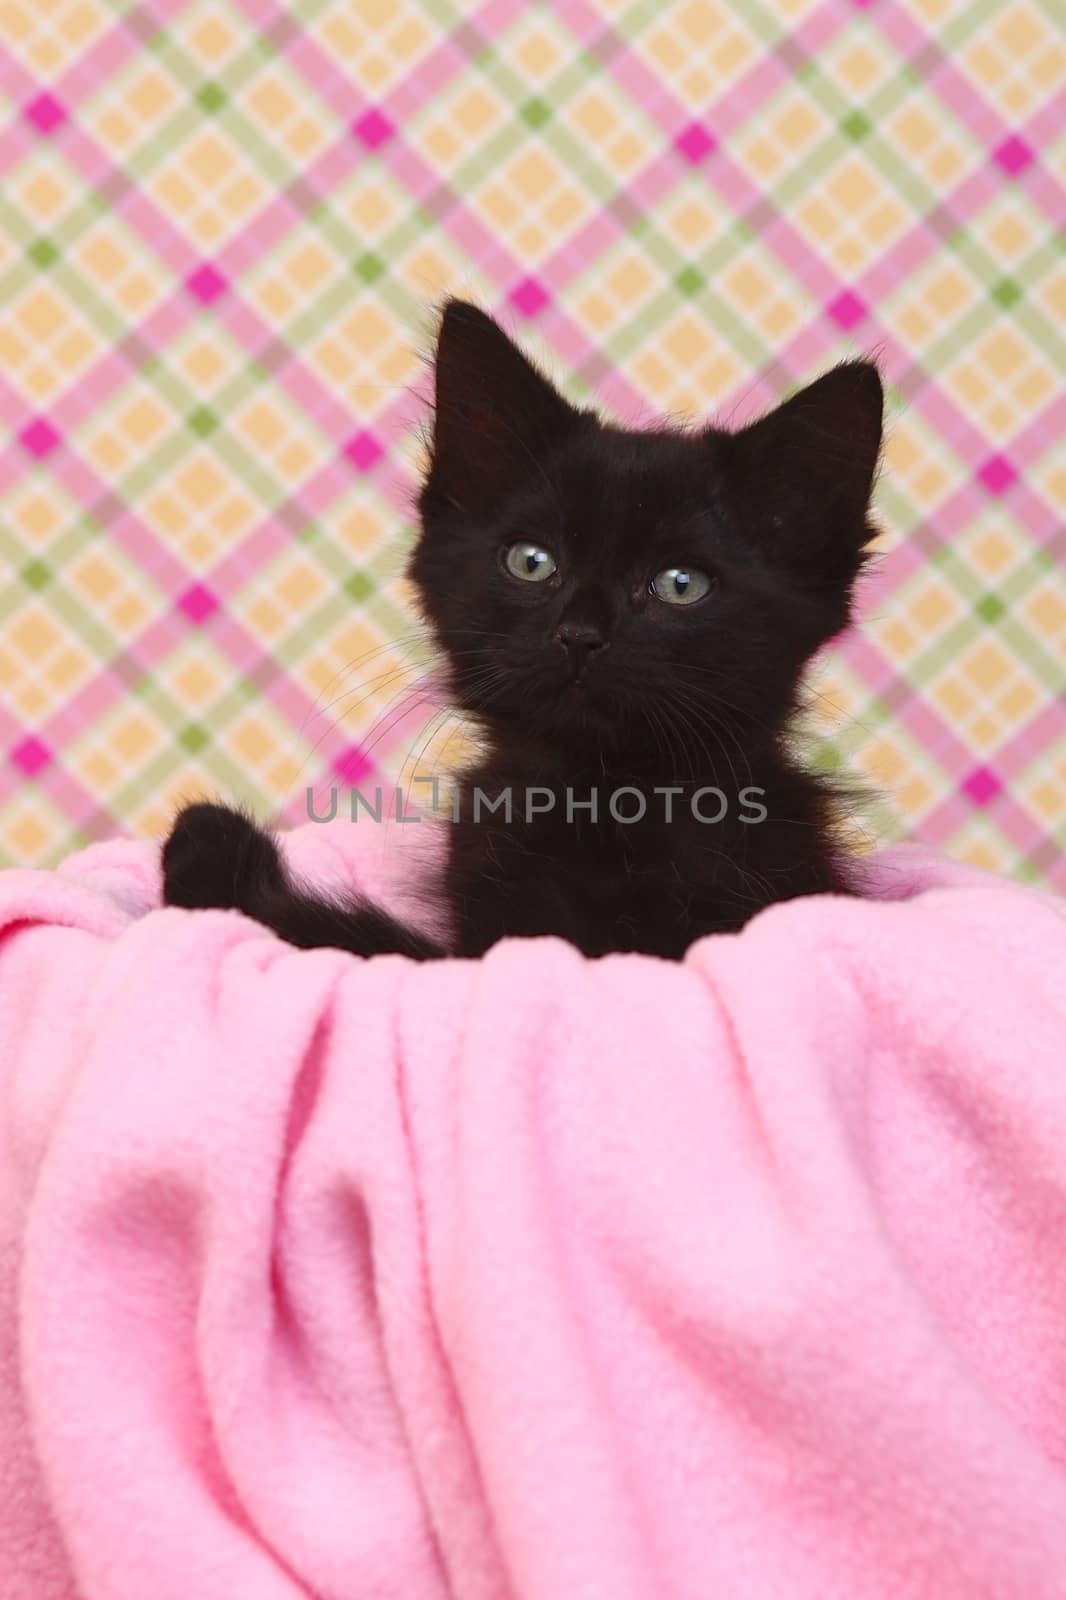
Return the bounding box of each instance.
[448,790,736,957]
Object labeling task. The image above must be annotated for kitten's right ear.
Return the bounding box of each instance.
[422,299,582,516]
[721,361,884,573]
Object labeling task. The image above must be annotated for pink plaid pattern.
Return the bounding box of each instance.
[0,0,1061,884]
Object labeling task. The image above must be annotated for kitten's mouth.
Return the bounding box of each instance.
[557,674,614,717]
[559,674,598,702]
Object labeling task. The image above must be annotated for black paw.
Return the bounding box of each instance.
[161,803,285,912]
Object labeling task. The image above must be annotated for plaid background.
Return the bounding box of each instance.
[0,0,1063,885]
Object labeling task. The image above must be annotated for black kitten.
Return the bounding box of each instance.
[163,299,882,960]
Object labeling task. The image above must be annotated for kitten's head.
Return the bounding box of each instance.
[409,299,882,761]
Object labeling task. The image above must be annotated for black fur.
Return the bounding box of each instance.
[162,299,883,960]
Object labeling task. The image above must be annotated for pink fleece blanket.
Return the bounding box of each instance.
[2,821,1066,1600]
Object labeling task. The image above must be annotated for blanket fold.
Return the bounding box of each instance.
[1,823,1065,1599]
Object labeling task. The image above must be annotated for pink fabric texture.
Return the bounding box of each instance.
[1,821,1065,1599]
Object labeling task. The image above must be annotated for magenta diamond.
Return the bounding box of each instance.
[24,93,66,134]
[675,123,715,164]
[333,744,372,785]
[344,431,383,471]
[352,109,394,150]
[509,277,550,318]
[10,735,52,778]
[20,418,61,458]
[827,290,868,330]
[978,454,1018,495]
[993,136,1034,176]
[963,767,1002,807]
[178,584,219,624]
[186,264,228,304]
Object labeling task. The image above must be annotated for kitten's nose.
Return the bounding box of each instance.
[554,619,607,677]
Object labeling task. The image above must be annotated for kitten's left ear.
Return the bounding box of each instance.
[422,299,584,517]
[722,361,883,568]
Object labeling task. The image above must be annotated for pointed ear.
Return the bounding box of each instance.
[722,362,883,570]
[422,300,583,516]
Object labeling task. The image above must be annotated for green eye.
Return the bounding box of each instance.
[503,542,557,583]
[650,567,713,606]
